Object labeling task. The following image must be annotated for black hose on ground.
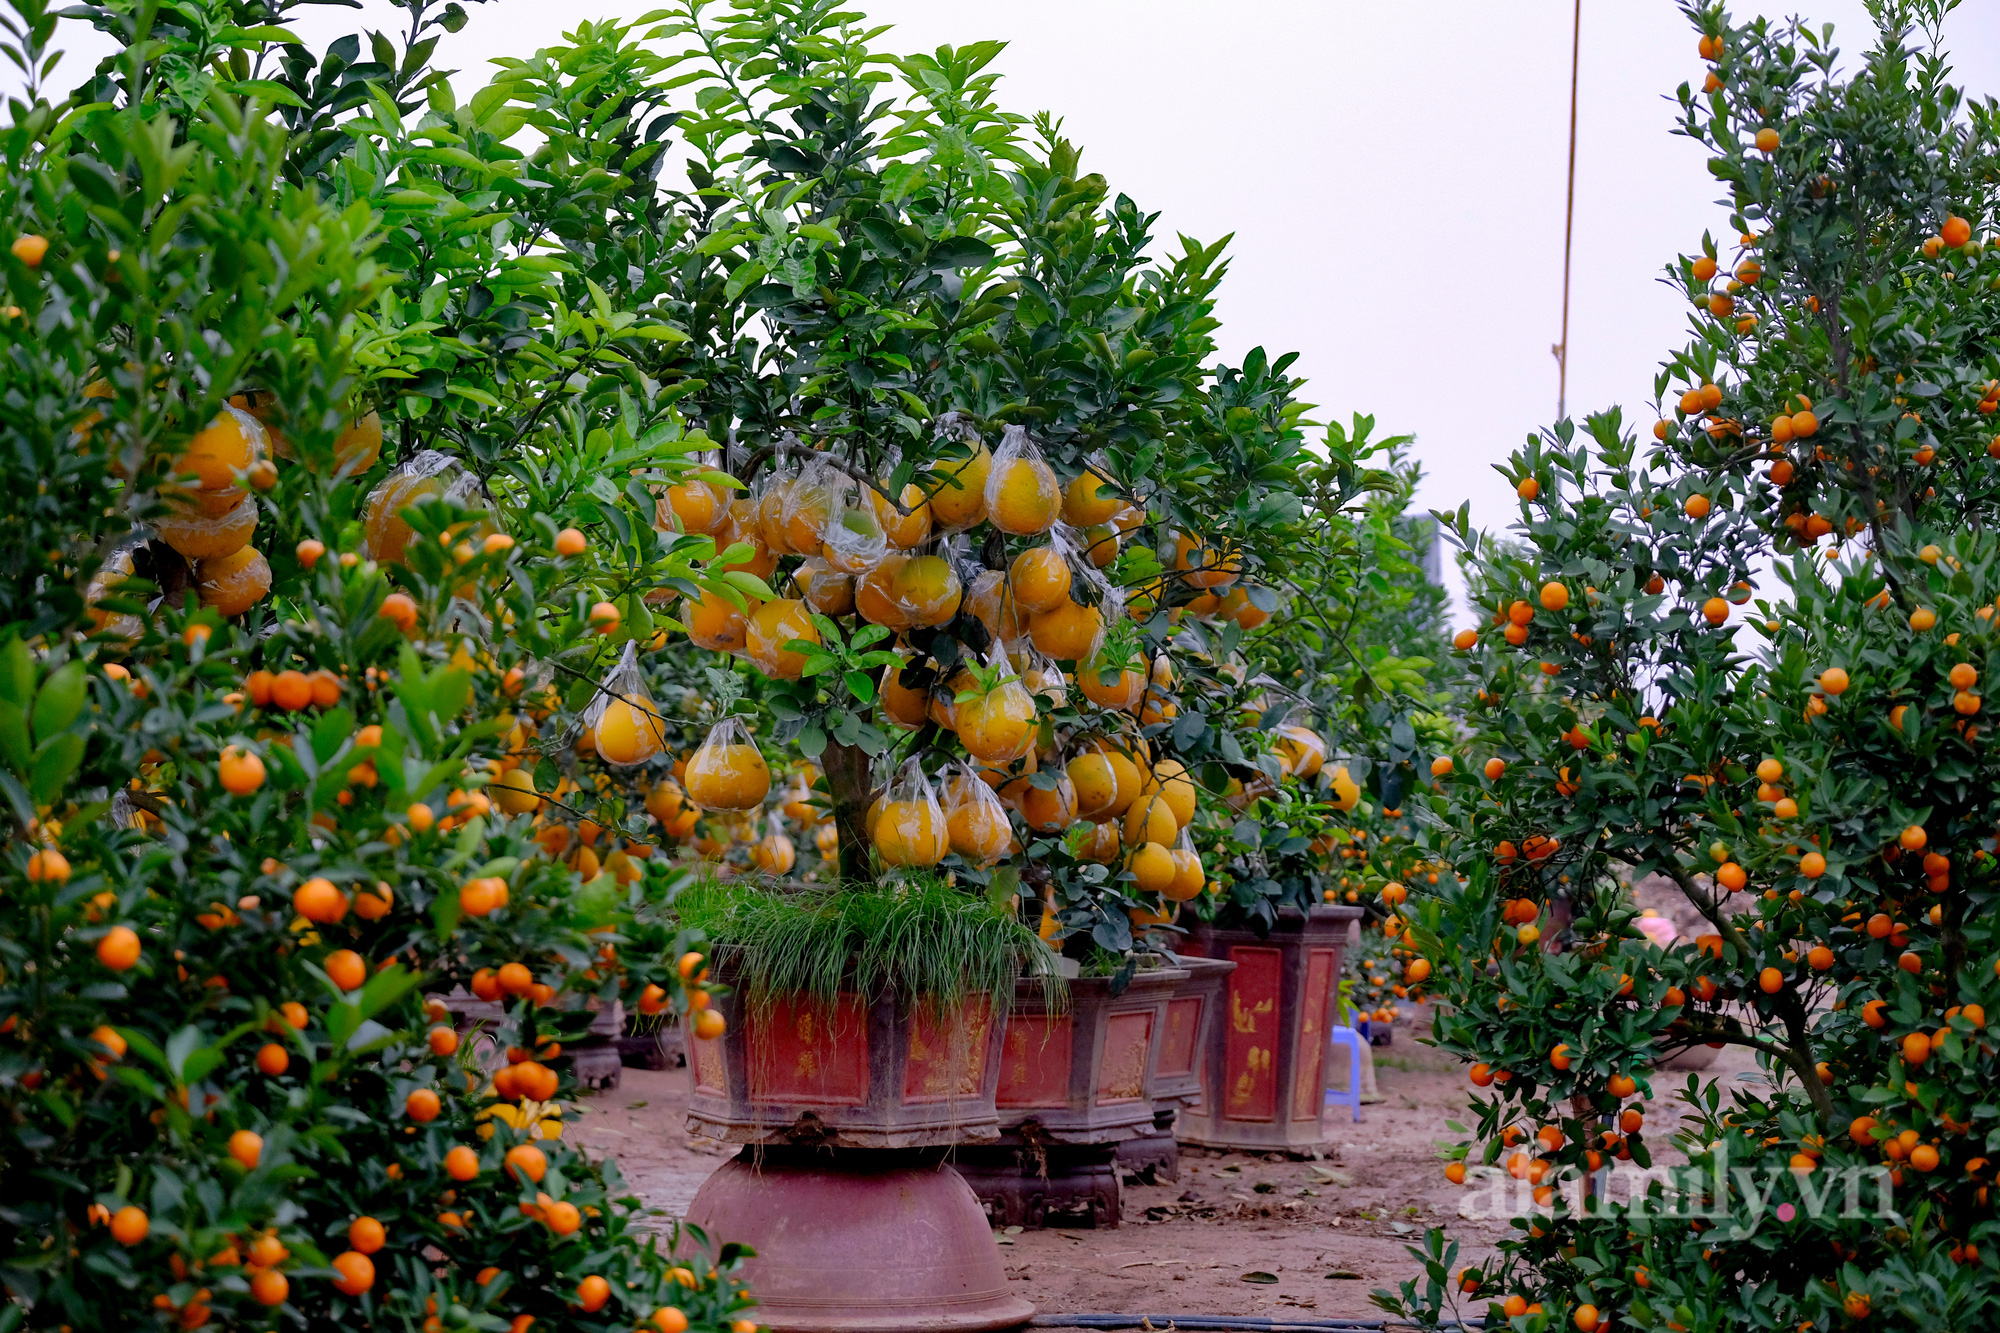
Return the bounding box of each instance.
[1029,1316,1485,1332]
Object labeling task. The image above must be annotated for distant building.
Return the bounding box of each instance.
[1409,513,1443,586]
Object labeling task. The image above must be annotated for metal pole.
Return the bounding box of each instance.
[1557,0,1582,421]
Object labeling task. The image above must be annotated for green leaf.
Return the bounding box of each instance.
[356,963,422,1022]
[31,660,87,743]
[311,707,356,764]
[29,735,84,805]
[327,1002,361,1051]
[0,638,31,708]
[433,667,474,721]
[219,79,308,109]
[0,701,29,779]
[721,571,776,601]
[432,881,463,938]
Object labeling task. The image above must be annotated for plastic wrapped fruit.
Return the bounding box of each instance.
[168,404,264,516]
[660,476,729,535]
[197,545,272,617]
[1010,771,1074,833]
[362,450,488,566]
[798,558,856,617]
[745,599,821,680]
[955,654,1039,763]
[1274,724,1326,779]
[1008,544,1073,614]
[870,481,932,549]
[781,458,835,558]
[584,643,668,767]
[820,471,888,576]
[965,569,1027,646]
[686,587,752,652]
[1066,749,1119,821]
[943,764,1011,867]
[757,458,799,555]
[683,718,771,811]
[891,554,962,628]
[156,495,257,561]
[1028,599,1104,662]
[854,553,912,629]
[872,760,949,868]
[1164,829,1206,900]
[86,537,146,643]
[880,655,932,729]
[928,420,990,531]
[1078,658,1145,710]
[984,427,1059,536]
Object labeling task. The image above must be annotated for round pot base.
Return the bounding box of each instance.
[686,1147,1035,1333]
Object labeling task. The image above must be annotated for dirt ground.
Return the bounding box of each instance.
[563,1008,1763,1322]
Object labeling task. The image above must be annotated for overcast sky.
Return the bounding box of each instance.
[31,1,2000,618]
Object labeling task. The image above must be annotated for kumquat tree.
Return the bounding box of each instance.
[1381,3,2000,1329]
[0,0,776,1326]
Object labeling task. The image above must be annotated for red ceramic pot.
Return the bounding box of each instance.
[686,959,1007,1148]
[1174,905,1361,1152]
[685,1147,1034,1333]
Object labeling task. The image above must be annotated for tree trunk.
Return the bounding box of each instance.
[821,738,875,887]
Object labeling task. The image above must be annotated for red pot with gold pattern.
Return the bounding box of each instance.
[989,965,1185,1143]
[1174,905,1361,1152]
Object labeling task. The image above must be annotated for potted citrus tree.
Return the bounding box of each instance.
[0,1,757,1330]
[1383,7,2000,1328]
[481,0,1365,1281]
[1169,421,1452,1152]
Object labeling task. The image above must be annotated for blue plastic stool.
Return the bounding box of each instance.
[1324,1024,1367,1122]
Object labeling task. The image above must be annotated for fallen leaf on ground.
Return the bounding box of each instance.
[1241,1271,1280,1284]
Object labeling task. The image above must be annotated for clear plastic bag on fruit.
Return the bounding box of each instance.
[873,757,949,867]
[983,425,1060,536]
[1163,825,1206,901]
[795,556,857,617]
[955,642,1041,764]
[942,761,1014,868]
[1275,718,1328,780]
[756,445,801,555]
[889,550,963,628]
[1023,647,1067,707]
[167,402,268,515]
[819,467,889,575]
[780,454,837,559]
[580,641,668,768]
[1006,523,1077,615]
[85,535,148,644]
[965,568,1026,647]
[155,494,257,562]
[868,453,933,550]
[1012,766,1075,834]
[927,411,990,532]
[362,449,490,565]
[657,477,726,536]
[683,715,772,811]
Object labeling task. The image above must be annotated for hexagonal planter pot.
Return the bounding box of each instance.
[685,970,1006,1149]
[1174,904,1362,1153]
